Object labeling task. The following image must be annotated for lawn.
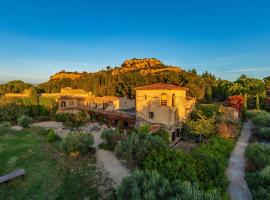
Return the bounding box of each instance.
[0,127,113,200]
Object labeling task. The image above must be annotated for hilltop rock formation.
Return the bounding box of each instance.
[48,58,182,80]
[112,58,182,75]
[50,71,85,80]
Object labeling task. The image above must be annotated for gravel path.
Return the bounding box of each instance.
[94,127,130,186]
[226,121,253,200]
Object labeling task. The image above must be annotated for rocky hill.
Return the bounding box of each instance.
[112,58,182,75]
[48,58,182,81]
[50,71,85,81]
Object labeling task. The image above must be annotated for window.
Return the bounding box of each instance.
[69,101,74,106]
[149,112,154,119]
[172,132,176,141]
[172,93,175,107]
[161,93,167,106]
[60,101,66,108]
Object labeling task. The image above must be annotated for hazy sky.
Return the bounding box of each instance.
[0,0,270,83]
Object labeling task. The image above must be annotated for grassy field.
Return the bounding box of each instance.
[0,127,113,200]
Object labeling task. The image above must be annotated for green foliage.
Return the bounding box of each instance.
[143,149,197,182]
[17,115,33,128]
[101,129,126,150]
[191,137,234,191]
[47,129,58,142]
[0,98,29,123]
[152,128,170,145]
[115,130,167,167]
[0,127,111,199]
[246,110,270,127]
[245,143,270,171]
[0,121,12,134]
[195,104,220,118]
[246,166,270,200]
[116,170,220,200]
[55,111,88,128]
[255,127,270,140]
[0,80,32,94]
[186,117,216,137]
[60,132,94,155]
[205,85,212,102]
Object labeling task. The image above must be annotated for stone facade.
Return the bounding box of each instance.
[135,83,196,143]
[57,96,135,112]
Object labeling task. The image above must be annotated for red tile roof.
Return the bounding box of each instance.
[135,83,188,90]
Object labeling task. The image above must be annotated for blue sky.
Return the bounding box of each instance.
[0,0,270,83]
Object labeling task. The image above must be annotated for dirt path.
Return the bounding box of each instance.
[226,121,253,200]
[93,128,130,186]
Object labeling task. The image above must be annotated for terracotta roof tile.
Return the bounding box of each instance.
[135,83,188,90]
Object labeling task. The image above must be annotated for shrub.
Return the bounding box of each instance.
[54,111,88,128]
[0,121,12,134]
[217,121,238,138]
[245,143,270,171]
[101,129,126,150]
[143,149,197,182]
[152,128,170,145]
[226,95,244,111]
[186,117,216,138]
[47,129,58,142]
[115,130,167,167]
[255,127,270,140]
[17,115,33,128]
[195,104,220,118]
[246,110,270,127]
[116,170,220,200]
[0,98,29,122]
[246,166,270,200]
[60,132,94,156]
[191,137,234,191]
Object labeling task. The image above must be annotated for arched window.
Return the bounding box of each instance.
[172,93,175,107]
[161,93,167,106]
[60,101,66,108]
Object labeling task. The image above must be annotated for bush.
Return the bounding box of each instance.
[195,104,220,118]
[115,130,167,167]
[185,117,216,138]
[245,143,270,171]
[0,121,12,134]
[0,98,29,123]
[217,121,238,138]
[143,149,197,182]
[247,110,270,127]
[54,111,88,128]
[116,170,220,200]
[17,115,33,128]
[246,166,270,200]
[60,132,94,156]
[191,137,234,191]
[101,129,126,150]
[47,129,58,142]
[256,127,270,140]
[152,128,170,145]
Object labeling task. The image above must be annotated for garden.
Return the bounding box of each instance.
[245,110,270,200]
[98,103,240,200]
[0,121,113,199]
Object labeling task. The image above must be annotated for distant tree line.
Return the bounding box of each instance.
[1,67,270,109]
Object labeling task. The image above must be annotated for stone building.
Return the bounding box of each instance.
[135,83,196,143]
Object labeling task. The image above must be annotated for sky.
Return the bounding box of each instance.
[0,0,270,83]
